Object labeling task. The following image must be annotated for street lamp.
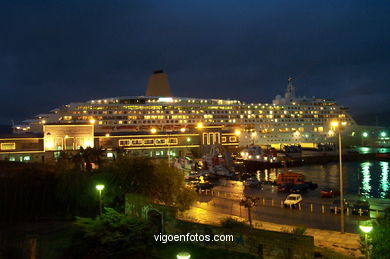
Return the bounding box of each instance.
[196,122,203,129]
[331,120,347,234]
[360,225,373,259]
[176,252,191,259]
[96,184,105,215]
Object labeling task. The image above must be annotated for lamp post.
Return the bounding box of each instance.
[360,225,373,259]
[95,184,105,216]
[331,120,347,234]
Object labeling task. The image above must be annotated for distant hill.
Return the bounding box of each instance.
[353,112,390,127]
[0,125,12,134]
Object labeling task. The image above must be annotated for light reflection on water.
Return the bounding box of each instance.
[361,162,372,197]
[256,160,390,199]
[380,162,389,198]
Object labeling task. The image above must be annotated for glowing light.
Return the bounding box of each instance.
[158,97,173,103]
[95,184,105,191]
[180,128,186,133]
[150,128,157,134]
[89,118,96,124]
[256,155,260,159]
[341,121,347,126]
[105,133,110,137]
[45,139,54,150]
[64,135,69,139]
[186,137,191,142]
[359,225,373,233]
[331,121,339,127]
[235,129,241,136]
[176,252,191,259]
[196,122,203,129]
[84,139,94,147]
[362,132,368,138]
[41,120,46,124]
[381,132,387,137]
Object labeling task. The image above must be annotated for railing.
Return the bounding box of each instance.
[197,189,384,218]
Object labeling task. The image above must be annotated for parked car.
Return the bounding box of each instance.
[330,199,349,213]
[320,187,340,198]
[244,178,262,188]
[290,184,308,194]
[284,194,302,208]
[277,183,295,193]
[351,200,370,215]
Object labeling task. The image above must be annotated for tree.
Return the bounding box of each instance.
[95,157,197,211]
[240,195,260,227]
[80,146,106,171]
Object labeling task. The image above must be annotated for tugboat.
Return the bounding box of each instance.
[275,161,305,185]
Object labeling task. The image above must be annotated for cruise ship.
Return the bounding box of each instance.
[14,71,356,149]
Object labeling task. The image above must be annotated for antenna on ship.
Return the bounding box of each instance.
[285,76,296,102]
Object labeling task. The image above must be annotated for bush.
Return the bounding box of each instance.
[220,217,249,229]
[73,208,155,258]
[292,225,307,235]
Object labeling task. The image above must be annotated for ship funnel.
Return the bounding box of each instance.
[146,70,172,97]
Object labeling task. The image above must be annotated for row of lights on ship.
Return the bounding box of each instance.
[51,117,386,140]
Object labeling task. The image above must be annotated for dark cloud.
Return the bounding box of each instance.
[0,0,389,124]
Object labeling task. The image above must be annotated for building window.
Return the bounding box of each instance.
[143,139,154,145]
[24,156,30,161]
[168,138,178,145]
[229,136,237,142]
[155,138,166,145]
[221,137,227,143]
[119,139,131,146]
[131,139,143,145]
[1,143,16,150]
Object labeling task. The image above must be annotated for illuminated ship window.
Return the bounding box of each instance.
[221,137,227,143]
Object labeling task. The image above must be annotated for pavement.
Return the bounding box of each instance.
[178,204,363,258]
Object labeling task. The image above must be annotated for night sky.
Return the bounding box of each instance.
[1,1,389,125]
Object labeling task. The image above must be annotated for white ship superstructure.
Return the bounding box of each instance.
[14,77,356,148]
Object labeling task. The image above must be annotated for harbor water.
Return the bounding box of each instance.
[259,160,390,199]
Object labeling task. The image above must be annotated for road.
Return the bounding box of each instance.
[194,179,387,233]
